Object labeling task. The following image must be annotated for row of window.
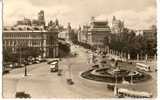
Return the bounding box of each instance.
[4,33,30,38]
[3,40,42,46]
[3,40,58,47]
[3,33,58,40]
[3,33,42,38]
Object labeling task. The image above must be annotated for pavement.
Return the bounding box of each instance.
[2,44,157,98]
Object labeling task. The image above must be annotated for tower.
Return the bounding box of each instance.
[55,18,59,26]
[38,10,45,26]
[112,16,116,21]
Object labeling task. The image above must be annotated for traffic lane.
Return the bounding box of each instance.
[3,58,84,98]
[69,64,113,98]
[6,62,48,75]
[58,61,113,98]
[3,62,50,98]
[13,65,83,98]
[59,48,114,98]
[2,78,20,98]
[71,45,157,97]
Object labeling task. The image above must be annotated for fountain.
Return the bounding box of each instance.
[81,60,151,83]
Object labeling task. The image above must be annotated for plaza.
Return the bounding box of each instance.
[2,44,157,98]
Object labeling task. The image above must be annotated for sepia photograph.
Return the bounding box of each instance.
[2,0,157,98]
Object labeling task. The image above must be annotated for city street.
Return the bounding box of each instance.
[2,44,157,98]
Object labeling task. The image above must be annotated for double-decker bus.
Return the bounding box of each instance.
[136,63,151,72]
[116,88,152,98]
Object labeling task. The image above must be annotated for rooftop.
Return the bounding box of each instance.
[3,25,59,33]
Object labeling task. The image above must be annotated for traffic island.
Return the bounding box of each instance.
[80,67,151,83]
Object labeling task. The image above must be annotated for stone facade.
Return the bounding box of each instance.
[111,16,124,34]
[3,29,59,58]
[87,17,110,48]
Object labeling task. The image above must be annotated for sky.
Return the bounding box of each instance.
[3,0,156,29]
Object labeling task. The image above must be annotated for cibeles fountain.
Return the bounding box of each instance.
[81,58,151,83]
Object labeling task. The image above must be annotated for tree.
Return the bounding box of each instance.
[16,47,41,58]
[103,29,153,59]
[58,42,71,57]
[3,48,19,62]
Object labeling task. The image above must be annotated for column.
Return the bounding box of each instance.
[145,54,148,62]
[43,39,46,58]
[128,53,130,60]
[154,54,157,61]
[56,45,59,57]
[137,54,139,61]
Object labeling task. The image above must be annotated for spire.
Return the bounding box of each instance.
[55,18,59,26]
[67,22,71,30]
[38,10,45,26]
[113,16,116,21]
[91,16,95,22]
[78,25,81,31]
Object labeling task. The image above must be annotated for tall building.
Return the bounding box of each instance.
[3,11,59,58]
[87,17,111,49]
[80,25,89,43]
[58,29,68,40]
[16,18,32,26]
[38,10,45,26]
[77,26,82,42]
[3,26,59,58]
[66,22,72,41]
[111,16,124,34]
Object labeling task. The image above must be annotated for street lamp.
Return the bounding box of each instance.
[114,73,118,97]
[24,63,27,76]
[129,71,134,85]
[66,59,74,85]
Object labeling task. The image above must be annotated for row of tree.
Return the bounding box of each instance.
[3,42,71,63]
[103,29,156,59]
[58,42,71,58]
[3,47,41,62]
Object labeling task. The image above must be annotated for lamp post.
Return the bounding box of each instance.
[67,58,74,85]
[114,73,118,96]
[19,47,22,65]
[24,63,27,76]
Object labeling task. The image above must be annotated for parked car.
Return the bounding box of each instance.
[40,58,47,62]
[107,84,115,91]
[15,63,25,68]
[28,61,33,65]
[3,67,10,75]
[13,63,19,68]
[34,60,40,64]
[3,69,10,75]
[4,62,14,68]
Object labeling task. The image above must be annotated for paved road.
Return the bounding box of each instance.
[3,45,113,98]
[2,45,157,98]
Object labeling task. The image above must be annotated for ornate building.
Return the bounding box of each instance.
[78,25,89,44]
[37,10,45,26]
[16,10,45,27]
[3,27,59,58]
[111,16,124,34]
[87,17,111,49]
[3,11,59,58]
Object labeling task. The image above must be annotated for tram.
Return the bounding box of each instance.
[116,88,152,98]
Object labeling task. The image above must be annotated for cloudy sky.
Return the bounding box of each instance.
[3,0,156,29]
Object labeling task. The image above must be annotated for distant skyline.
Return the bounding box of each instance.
[4,0,156,29]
